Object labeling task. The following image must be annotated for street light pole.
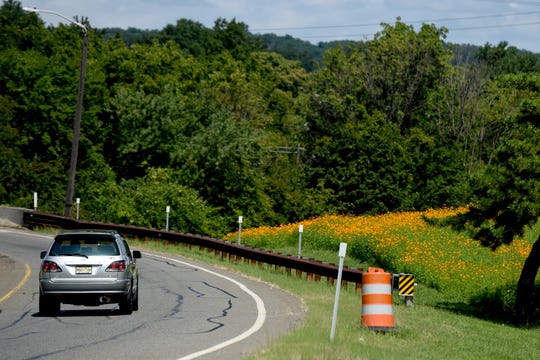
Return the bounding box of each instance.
[23,7,88,217]
[64,22,88,217]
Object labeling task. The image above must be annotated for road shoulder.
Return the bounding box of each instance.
[0,251,28,304]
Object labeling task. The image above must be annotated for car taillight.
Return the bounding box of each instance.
[106,260,126,272]
[42,261,62,272]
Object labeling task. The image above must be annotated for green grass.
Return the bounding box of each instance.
[129,239,540,360]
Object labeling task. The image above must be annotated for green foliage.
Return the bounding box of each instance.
[99,27,160,47]
[1,0,539,243]
[307,114,414,214]
[0,0,46,50]
[0,94,24,203]
[158,19,217,56]
[476,41,540,76]
[257,33,323,72]
[458,74,540,247]
[88,168,226,237]
[360,19,452,130]
[212,18,265,60]
[304,20,456,215]
[173,109,274,227]
[152,17,264,59]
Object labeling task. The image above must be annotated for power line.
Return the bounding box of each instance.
[293,20,540,40]
[251,10,540,32]
[449,20,540,31]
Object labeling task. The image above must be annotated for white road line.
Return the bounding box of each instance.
[0,227,53,239]
[144,253,267,360]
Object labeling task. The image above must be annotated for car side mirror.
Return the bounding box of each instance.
[40,251,47,259]
[132,250,142,259]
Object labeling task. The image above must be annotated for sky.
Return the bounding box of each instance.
[19,0,540,53]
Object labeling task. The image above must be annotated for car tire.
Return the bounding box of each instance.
[39,293,60,316]
[119,291,133,314]
[132,285,139,311]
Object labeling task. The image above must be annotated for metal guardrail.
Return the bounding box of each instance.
[23,211,364,288]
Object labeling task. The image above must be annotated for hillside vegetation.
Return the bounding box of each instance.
[225,208,538,320]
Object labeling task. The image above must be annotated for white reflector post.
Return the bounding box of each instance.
[166,205,170,231]
[297,224,304,258]
[330,242,347,341]
[238,216,243,244]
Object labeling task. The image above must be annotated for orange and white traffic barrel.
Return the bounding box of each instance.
[361,267,395,331]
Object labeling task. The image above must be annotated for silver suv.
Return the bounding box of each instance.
[39,229,141,315]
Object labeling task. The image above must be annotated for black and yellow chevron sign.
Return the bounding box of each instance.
[398,274,415,296]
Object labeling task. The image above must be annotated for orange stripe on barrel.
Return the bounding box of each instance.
[362,293,393,305]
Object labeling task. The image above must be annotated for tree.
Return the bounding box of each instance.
[476,41,540,77]
[360,19,451,131]
[0,0,101,212]
[158,19,218,57]
[305,45,416,214]
[86,167,226,237]
[212,18,265,60]
[455,73,540,326]
[257,33,323,72]
[0,0,47,50]
[173,109,274,227]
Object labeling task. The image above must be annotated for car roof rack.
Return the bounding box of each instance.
[58,229,118,235]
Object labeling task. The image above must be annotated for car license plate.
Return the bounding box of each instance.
[76,265,92,274]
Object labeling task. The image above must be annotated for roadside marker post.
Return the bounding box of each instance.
[33,192,38,212]
[238,216,243,244]
[330,242,347,341]
[166,205,170,231]
[297,224,303,258]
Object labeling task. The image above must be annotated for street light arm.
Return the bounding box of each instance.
[23,7,87,34]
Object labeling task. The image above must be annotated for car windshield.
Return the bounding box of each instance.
[50,234,119,256]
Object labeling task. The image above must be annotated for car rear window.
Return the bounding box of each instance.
[50,234,120,256]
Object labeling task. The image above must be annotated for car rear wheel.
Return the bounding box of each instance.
[119,291,133,314]
[39,293,60,315]
[132,286,139,311]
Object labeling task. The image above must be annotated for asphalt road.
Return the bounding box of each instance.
[0,227,305,360]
